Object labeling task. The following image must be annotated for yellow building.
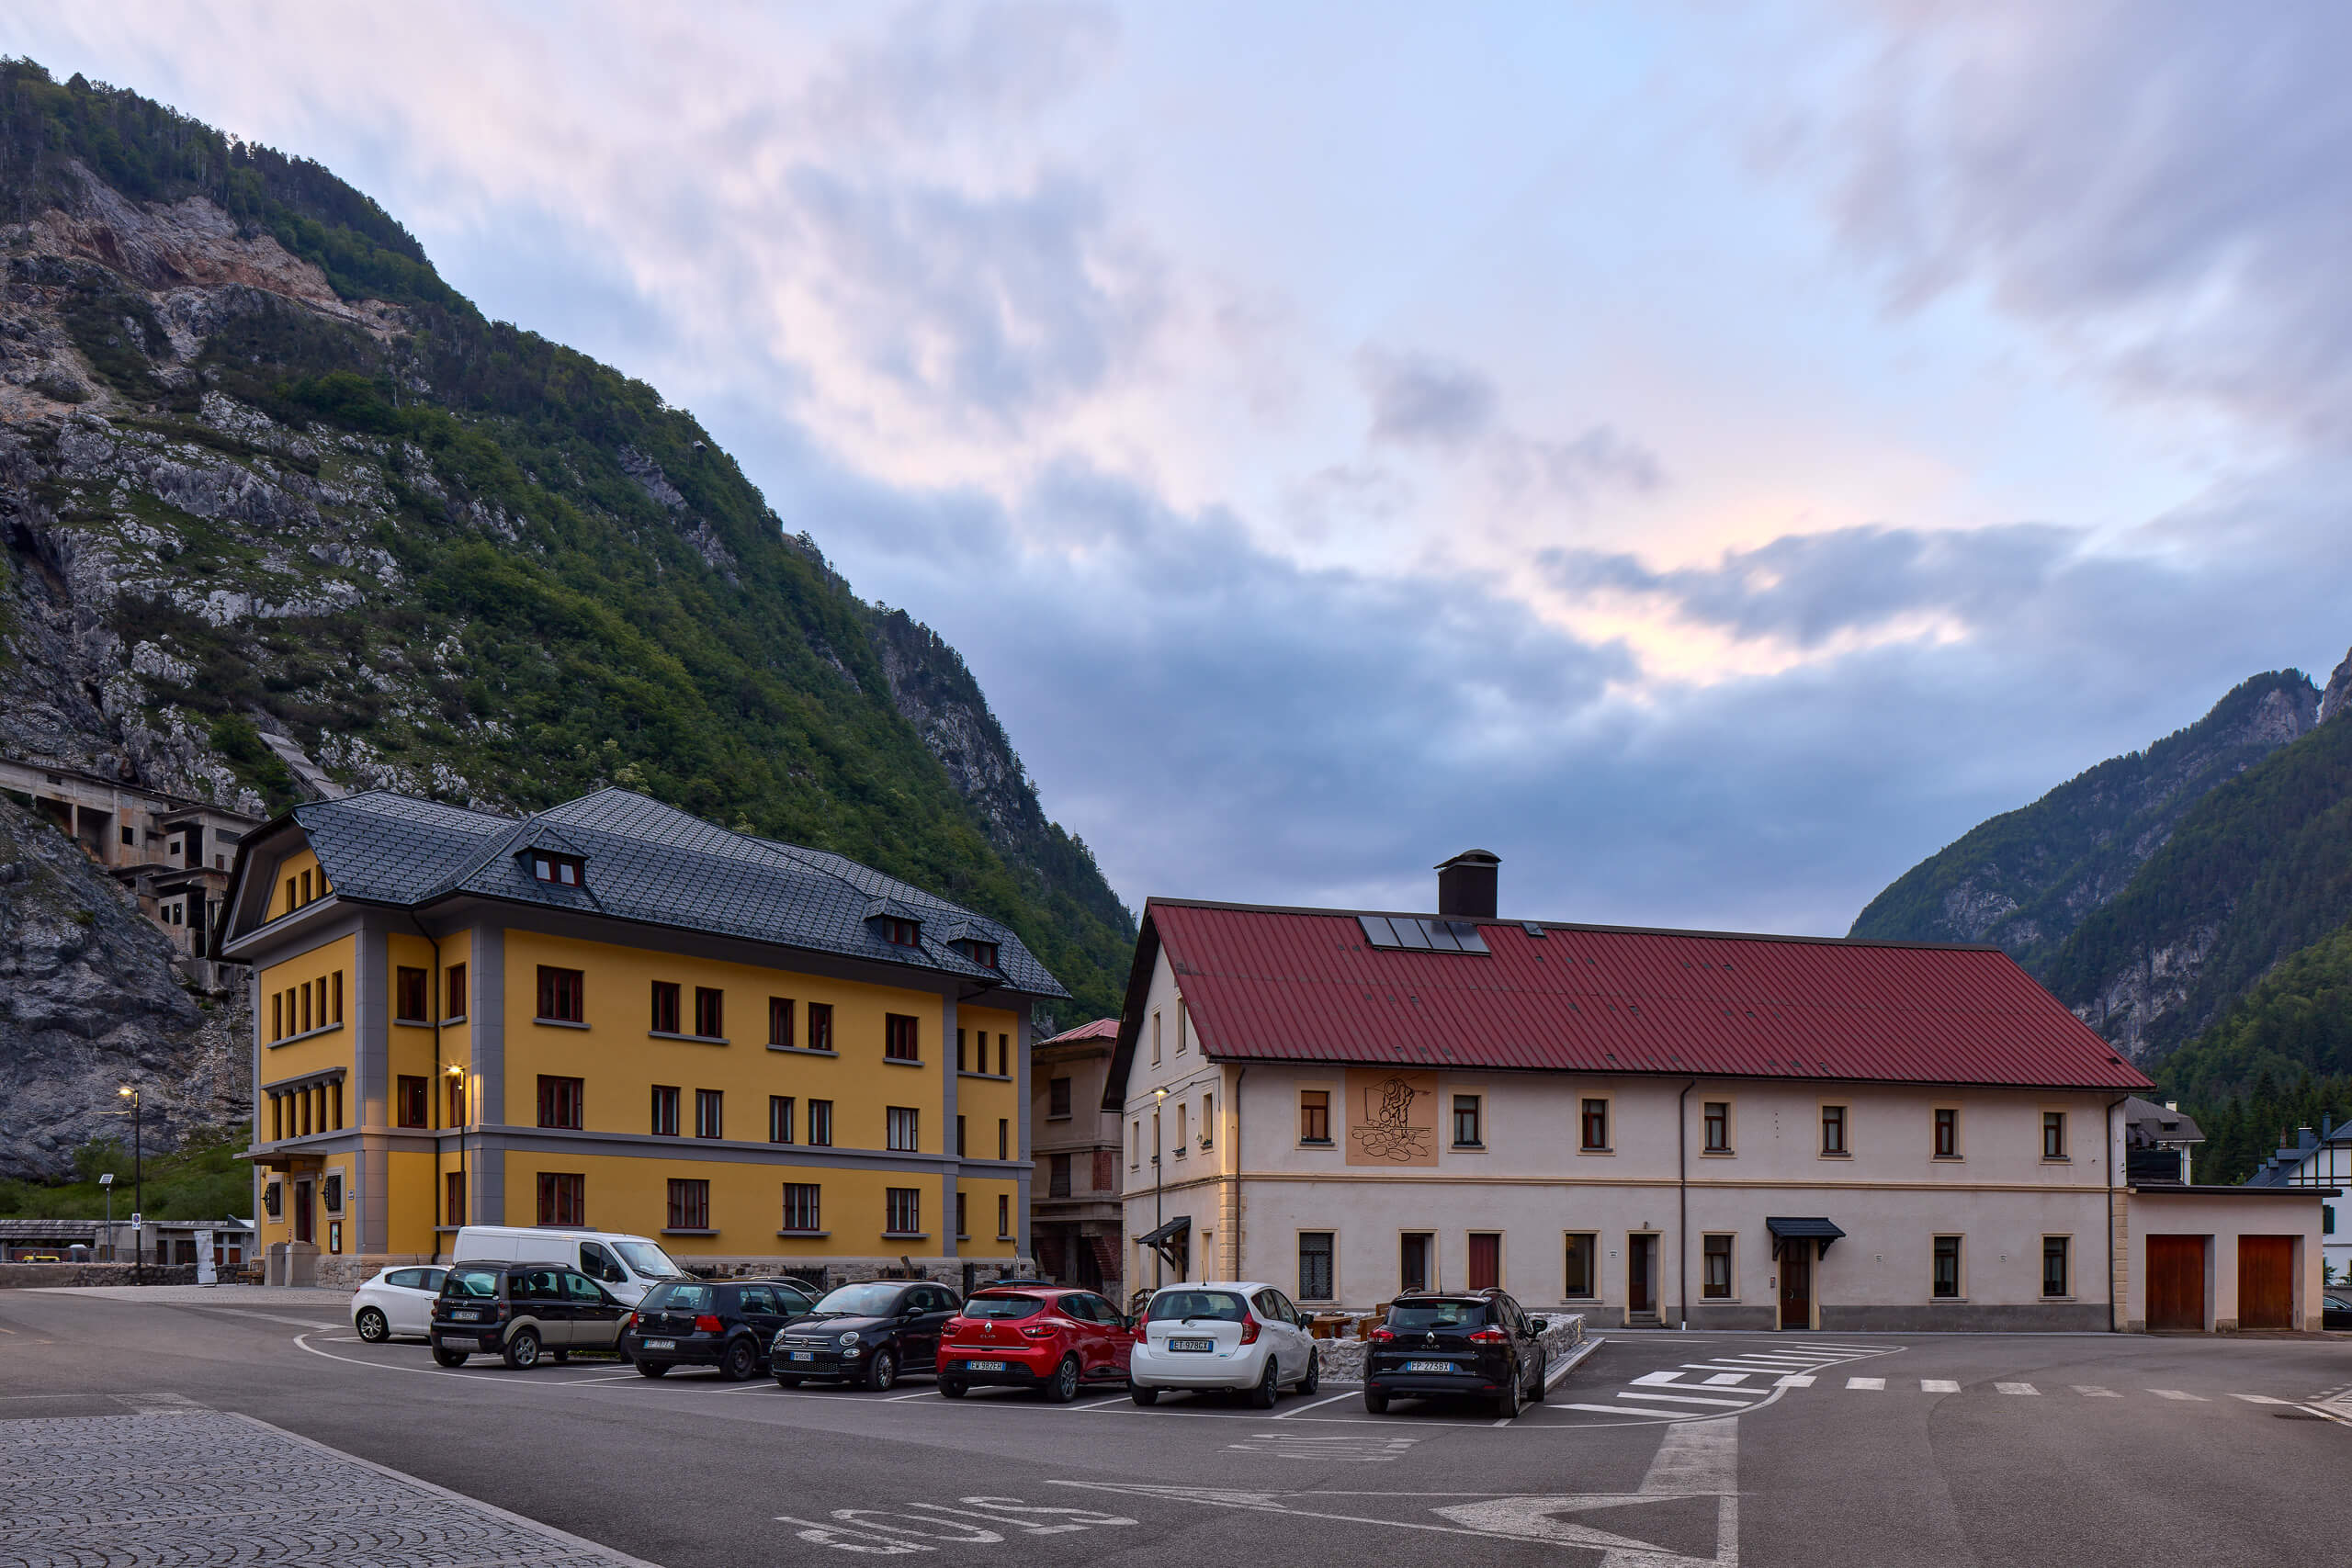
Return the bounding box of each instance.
[220,787,1065,1286]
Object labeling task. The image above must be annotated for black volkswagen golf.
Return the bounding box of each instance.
[622,1277,820,1380]
[770,1280,962,1391]
[1363,1290,1550,1417]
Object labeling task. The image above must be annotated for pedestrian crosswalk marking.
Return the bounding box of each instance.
[1776,1374,1815,1387]
[1995,1382,2039,1395]
[1615,1391,1758,1408]
[2230,1393,2290,1404]
[1701,1373,1750,1387]
[1920,1380,1960,1393]
[2071,1385,2118,1397]
[1845,1377,1884,1391]
[2149,1389,2205,1402]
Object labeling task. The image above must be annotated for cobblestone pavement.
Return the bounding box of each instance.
[0,1406,658,1568]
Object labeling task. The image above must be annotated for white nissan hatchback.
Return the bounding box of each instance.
[352,1265,449,1342]
[1128,1280,1320,1407]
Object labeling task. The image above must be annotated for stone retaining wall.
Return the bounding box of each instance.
[1313,1311,1585,1381]
[0,1263,200,1289]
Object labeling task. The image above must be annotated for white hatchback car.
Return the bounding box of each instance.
[1127,1280,1319,1407]
[351,1265,449,1343]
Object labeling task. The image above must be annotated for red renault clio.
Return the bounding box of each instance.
[935,1282,1136,1402]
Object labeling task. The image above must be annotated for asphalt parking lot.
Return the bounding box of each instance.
[3,1286,2349,1567]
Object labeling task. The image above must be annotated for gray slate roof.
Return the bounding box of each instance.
[290,787,1068,998]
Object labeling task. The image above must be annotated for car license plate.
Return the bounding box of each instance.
[963,1360,1006,1372]
[643,1339,675,1351]
[1168,1337,1214,1353]
[1403,1359,1454,1373]
[791,1350,815,1361]
[449,1312,481,1322]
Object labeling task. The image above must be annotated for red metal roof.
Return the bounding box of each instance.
[1040,1017,1119,1045]
[1136,899,2150,1091]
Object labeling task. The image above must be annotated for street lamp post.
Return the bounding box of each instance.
[1150,1086,1166,1289]
[117,1085,141,1284]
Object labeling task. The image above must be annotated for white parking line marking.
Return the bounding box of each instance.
[1777,1374,1815,1387]
[1845,1377,1885,1391]
[1613,1391,1758,1408]
[2149,1389,2206,1401]
[1632,1371,1688,1386]
[2231,1393,2291,1404]
[1555,1404,1682,1420]
[1702,1373,1751,1387]
[887,1390,936,1401]
[2071,1386,2118,1397]
[1996,1382,2040,1395]
[1272,1390,1362,1419]
[1921,1380,1961,1393]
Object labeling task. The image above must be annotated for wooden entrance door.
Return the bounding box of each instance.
[1468,1233,1501,1292]
[292,1180,313,1245]
[1400,1233,1431,1293]
[1779,1249,1810,1329]
[2237,1235,2294,1329]
[1628,1235,1656,1315]
[2145,1235,2205,1330]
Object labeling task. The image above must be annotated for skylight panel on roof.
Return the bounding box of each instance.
[1358,915,1396,946]
[1357,915,1489,954]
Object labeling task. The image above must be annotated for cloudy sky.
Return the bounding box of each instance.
[16,3,2352,931]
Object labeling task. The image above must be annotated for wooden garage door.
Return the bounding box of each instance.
[2145,1235,2204,1331]
[2237,1235,2294,1330]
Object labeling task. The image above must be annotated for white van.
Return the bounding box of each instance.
[449,1226,686,1306]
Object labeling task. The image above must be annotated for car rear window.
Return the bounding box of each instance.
[1147,1290,1249,1324]
[443,1268,500,1299]
[641,1281,717,1313]
[1386,1301,1487,1330]
[962,1293,1044,1320]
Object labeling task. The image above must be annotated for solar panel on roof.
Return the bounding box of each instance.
[1421,920,1461,952]
[1448,921,1490,953]
[1358,915,1396,946]
[1392,919,1430,949]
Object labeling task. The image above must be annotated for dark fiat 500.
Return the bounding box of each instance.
[770,1280,962,1391]
[429,1262,629,1370]
[1363,1290,1550,1417]
[623,1278,819,1380]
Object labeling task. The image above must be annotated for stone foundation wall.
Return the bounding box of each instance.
[0,1262,200,1289]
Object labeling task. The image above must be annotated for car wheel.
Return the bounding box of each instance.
[1043,1354,1082,1404]
[721,1337,759,1382]
[1494,1371,1521,1420]
[1129,1386,1159,1406]
[503,1328,542,1371]
[863,1348,899,1392]
[1299,1350,1320,1396]
[356,1307,390,1344]
[774,1375,802,1389]
[1363,1387,1389,1414]
[432,1348,468,1369]
[636,1360,669,1379]
[1249,1357,1281,1409]
[939,1379,967,1399]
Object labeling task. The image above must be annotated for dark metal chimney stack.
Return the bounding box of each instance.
[1435,849,1499,919]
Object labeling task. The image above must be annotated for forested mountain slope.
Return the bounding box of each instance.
[0,62,1131,1175]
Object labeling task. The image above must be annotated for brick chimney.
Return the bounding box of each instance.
[1435,850,1499,919]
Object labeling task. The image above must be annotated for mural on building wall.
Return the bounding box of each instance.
[1346,1068,1437,1166]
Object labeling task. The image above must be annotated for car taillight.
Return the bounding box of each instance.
[694,1314,723,1333]
[1370,1326,1396,1342]
[1239,1316,1261,1344]
[1469,1327,1509,1344]
[619,1313,637,1334]
[1021,1325,1056,1338]
[1132,1325,1146,1343]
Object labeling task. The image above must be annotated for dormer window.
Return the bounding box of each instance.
[955,938,1000,969]
[531,853,585,887]
[879,918,922,947]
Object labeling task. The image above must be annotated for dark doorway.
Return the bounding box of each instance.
[1628,1234,1657,1317]
[2146,1235,2205,1330]
[1468,1233,1501,1292]
[2236,1235,2293,1329]
[1779,1249,1810,1329]
[292,1180,313,1245]
[1401,1233,1432,1293]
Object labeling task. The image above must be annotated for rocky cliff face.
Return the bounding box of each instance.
[0,63,1135,1175]
[0,795,246,1179]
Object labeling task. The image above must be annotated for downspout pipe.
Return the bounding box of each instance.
[1228,1065,1245,1285]
[409,912,443,1264]
[2105,1093,2129,1333]
[1678,1078,1695,1331]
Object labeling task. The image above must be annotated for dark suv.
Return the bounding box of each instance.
[623,1277,819,1380]
[1363,1290,1550,1417]
[771,1280,962,1391]
[430,1262,629,1370]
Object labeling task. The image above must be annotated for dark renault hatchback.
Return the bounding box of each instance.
[1364,1290,1551,1417]
[771,1280,963,1391]
[623,1278,819,1380]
